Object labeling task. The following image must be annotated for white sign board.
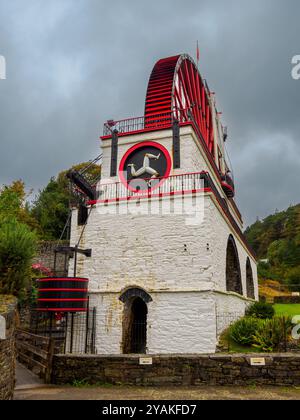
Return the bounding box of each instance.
[250,358,266,366]
[139,357,153,365]
[0,315,6,340]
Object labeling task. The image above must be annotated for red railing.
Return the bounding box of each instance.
[94,172,208,203]
[103,110,190,137]
[89,171,256,260]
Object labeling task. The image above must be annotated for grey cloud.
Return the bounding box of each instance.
[0,0,299,226]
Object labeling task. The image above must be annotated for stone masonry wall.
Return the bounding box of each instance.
[0,296,17,400]
[33,240,69,275]
[69,125,258,355]
[69,193,256,354]
[52,353,300,387]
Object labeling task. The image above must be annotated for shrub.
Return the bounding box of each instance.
[0,220,37,298]
[246,302,275,319]
[252,316,292,352]
[229,317,260,346]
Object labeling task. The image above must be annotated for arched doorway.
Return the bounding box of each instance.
[246,258,255,299]
[226,235,243,295]
[120,288,152,354]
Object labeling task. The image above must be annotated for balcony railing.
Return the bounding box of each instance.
[89,171,256,259]
[103,110,189,137]
[95,172,208,203]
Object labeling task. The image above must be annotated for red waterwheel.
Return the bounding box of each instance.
[145,54,215,157]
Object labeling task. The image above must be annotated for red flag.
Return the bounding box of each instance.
[196,41,200,63]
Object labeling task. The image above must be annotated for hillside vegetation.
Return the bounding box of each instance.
[245,204,300,291]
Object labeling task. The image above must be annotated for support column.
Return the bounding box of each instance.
[172,119,180,169]
[110,129,119,177]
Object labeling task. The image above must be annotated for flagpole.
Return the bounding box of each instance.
[196,40,200,71]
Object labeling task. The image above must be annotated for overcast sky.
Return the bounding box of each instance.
[0,0,299,227]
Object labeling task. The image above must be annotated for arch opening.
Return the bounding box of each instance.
[246,258,255,299]
[226,235,243,295]
[120,289,150,354]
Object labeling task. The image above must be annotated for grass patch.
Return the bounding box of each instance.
[274,304,300,317]
[219,329,262,354]
[227,338,262,354]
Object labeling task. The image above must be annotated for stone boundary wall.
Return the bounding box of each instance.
[33,240,69,276]
[0,296,17,400]
[52,353,300,387]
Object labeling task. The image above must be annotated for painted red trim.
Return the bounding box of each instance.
[88,188,210,206]
[38,298,88,302]
[101,125,174,141]
[118,141,172,193]
[38,289,88,292]
[89,179,255,260]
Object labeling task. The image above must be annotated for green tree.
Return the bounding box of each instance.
[0,181,38,298]
[245,204,300,284]
[0,180,40,231]
[0,220,37,298]
[31,162,101,240]
[31,177,70,240]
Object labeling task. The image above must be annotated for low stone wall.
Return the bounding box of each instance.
[52,353,300,387]
[0,296,17,400]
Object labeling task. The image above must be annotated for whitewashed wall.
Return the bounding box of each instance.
[69,193,257,354]
[67,126,258,355]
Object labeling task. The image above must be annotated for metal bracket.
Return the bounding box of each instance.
[54,246,92,258]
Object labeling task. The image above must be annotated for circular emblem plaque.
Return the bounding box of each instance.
[119,142,171,192]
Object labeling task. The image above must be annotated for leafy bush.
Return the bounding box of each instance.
[252,316,292,352]
[0,220,37,298]
[246,302,275,319]
[229,317,260,346]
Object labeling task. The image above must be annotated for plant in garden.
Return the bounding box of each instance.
[229,317,260,346]
[252,316,292,352]
[246,301,275,319]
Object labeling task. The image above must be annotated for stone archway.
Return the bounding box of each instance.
[120,288,152,354]
[226,235,243,295]
[246,258,255,299]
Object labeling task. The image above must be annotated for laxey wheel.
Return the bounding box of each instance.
[145,54,214,156]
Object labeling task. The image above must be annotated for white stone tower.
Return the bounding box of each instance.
[69,54,258,355]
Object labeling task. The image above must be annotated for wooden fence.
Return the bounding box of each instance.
[16,329,55,383]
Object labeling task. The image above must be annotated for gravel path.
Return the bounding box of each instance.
[14,384,300,400]
[14,361,300,400]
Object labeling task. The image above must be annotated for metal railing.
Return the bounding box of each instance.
[25,307,97,355]
[103,110,189,136]
[96,172,207,202]
[93,171,255,259]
